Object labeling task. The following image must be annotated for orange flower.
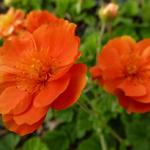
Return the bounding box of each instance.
[90,36,150,113]
[25,10,59,32]
[0,19,87,135]
[0,7,25,38]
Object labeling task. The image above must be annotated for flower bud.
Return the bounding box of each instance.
[98,3,119,21]
[4,0,12,6]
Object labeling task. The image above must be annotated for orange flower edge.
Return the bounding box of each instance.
[0,19,87,135]
[0,7,25,38]
[90,36,150,113]
[25,10,59,32]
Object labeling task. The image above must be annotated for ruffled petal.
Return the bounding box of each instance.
[133,81,150,103]
[0,32,37,67]
[98,48,123,80]
[11,95,32,115]
[51,64,87,110]
[0,86,29,114]
[26,10,58,32]
[3,114,44,136]
[118,79,146,97]
[136,39,150,55]
[34,73,70,107]
[90,65,102,79]
[97,37,132,65]
[103,78,124,94]
[13,105,48,125]
[33,22,79,66]
[118,94,150,113]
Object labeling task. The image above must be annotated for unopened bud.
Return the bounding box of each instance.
[4,0,12,6]
[98,3,119,21]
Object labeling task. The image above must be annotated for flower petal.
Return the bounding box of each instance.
[11,95,32,115]
[98,48,123,80]
[34,73,70,107]
[133,81,150,103]
[136,39,150,54]
[0,32,36,66]
[118,94,150,113]
[90,65,102,79]
[103,78,124,94]
[26,10,58,32]
[3,114,44,136]
[0,86,29,114]
[33,22,79,66]
[97,37,133,66]
[13,105,48,125]
[118,79,146,97]
[51,64,87,110]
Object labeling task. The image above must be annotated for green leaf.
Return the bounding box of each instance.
[140,26,150,38]
[81,0,95,10]
[77,135,101,150]
[45,110,53,122]
[123,114,150,150]
[43,131,69,150]
[0,39,4,47]
[55,108,74,123]
[80,28,100,65]
[121,0,139,16]
[76,110,92,138]
[55,0,70,17]
[0,133,20,150]
[141,2,150,22]
[59,122,77,144]
[23,137,48,150]
[112,26,139,40]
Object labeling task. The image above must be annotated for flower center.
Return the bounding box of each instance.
[126,65,137,75]
[16,56,55,92]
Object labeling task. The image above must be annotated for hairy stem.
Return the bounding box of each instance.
[78,101,124,144]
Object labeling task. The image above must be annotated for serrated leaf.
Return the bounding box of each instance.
[77,135,101,150]
[121,0,139,16]
[55,108,74,123]
[43,131,69,150]
[76,110,92,138]
[23,137,48,150]
[0,133,20,150]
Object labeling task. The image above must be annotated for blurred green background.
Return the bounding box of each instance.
[0,0,150,150]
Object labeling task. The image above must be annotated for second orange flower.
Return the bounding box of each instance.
[91,36,150,114]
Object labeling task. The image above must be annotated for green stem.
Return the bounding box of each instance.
[99,131,108,150]
[78,101,124,144]
[99,21,106,51]
[107,23,112,38]
[77,101,94,115]
[107,125,124,143]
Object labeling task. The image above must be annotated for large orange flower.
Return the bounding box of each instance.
[90,36,150,113]
[0,7,25,38]
[0,19,87,135]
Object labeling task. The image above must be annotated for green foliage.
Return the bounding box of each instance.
[120,0,139,16]
[0,134,20,150]
[23,137,48,150]
[43,131,69,150]
[55,108,74,123]
[76,110,92,138]
[0,39,4,46]
[141,1,150,22]
[0,0,150,150]
[77,135,101,150]
[122,114,150,150]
